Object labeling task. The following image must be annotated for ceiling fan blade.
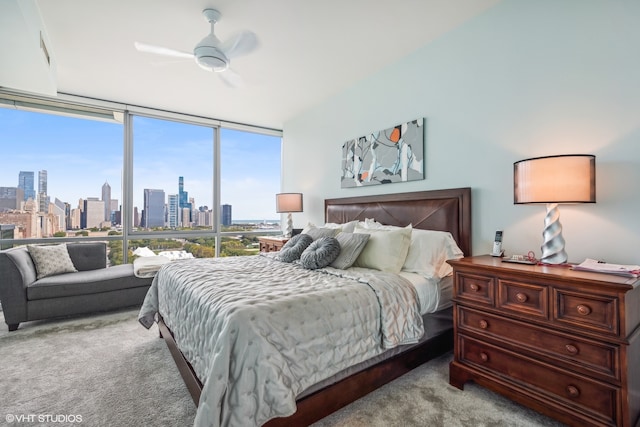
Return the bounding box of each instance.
[134,42,194,59]
[220,31,258,58]
[217,68,244,88]
[149,59,193,67]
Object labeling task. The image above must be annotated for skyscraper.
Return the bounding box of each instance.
[133,207,140,228]
[167,194,179,228]
[18,171,35,201]
[83,198,105,229]
[221,204,232,226]
[178,176,191,225]
[53,198,67,231]
[38,170,49,213]
[0,187,24,211]
[38,170,47,195]
[101,181,111,222]
[143,189,165,228]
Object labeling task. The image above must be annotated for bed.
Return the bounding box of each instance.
[139,187,471,427]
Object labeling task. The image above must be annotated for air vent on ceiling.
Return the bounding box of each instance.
[0,0,57,95]
[40,31,50,67]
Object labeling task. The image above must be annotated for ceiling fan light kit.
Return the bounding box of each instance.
[194,46,228,72]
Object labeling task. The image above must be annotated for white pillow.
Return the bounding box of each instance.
[301,222,317,234]
[362,218,408,230]
[362,218,397,230]
[334,220,359,233]
[353,224,412,273]
[302,220,359,234]
[362,218,464,278]
[403,229,464,279]
[27,244,78,279]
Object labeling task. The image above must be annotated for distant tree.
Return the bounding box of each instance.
[75,231,89,237]
[220,239,255,257]
[53,231,67,237]
[108,240,123,265]
[184,243,215,258]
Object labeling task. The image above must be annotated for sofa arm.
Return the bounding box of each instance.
[67,242,107,271]
[0,247,35,325]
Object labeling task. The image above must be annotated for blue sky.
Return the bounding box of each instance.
[0,108,281,220]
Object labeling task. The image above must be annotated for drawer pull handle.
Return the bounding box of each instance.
[469,284,479,292]
[566,385,580,398]
[479,320,489,329]
[479,352,489,362]
[576,304,591,316]
[565,344,578,355]
[515,293,528,303]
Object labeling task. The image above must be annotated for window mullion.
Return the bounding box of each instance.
[214,126,221,257]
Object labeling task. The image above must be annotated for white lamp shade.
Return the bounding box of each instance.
[275,193,303,213]
[514,155,596,204]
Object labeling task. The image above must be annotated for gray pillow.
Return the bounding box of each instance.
[277,233,313,263]
[304,227,339,240]
[330,232,370,269]
[300,237,341,270]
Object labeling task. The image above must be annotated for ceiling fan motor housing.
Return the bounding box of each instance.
[194,46,228,72]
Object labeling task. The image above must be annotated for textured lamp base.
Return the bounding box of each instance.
[283,213,293,238]
[540,203,568,264]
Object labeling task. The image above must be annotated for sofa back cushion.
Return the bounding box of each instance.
[66,242,107,271]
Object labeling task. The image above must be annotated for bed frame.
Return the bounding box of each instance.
[157,187,472,426]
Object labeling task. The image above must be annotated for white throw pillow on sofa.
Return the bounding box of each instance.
[27,244,78,279]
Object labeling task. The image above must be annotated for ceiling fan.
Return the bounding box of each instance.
[134,8,258,87]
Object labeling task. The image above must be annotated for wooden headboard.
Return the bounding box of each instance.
[325,187,472,256]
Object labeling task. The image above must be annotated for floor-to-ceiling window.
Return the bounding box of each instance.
[132,115,214,233]
[0,92,282,262]
[0,98,125,263]
[220,128,282,256]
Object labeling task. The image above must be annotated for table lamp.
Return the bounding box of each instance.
[276,193,303,238]
[514,154,596,264]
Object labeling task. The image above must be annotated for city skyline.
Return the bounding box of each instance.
[3,170,280,226]
[0,107,282,221]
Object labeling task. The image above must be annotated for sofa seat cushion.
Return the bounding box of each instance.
[27,264,151,301]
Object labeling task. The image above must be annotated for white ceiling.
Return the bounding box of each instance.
[31,0,500,130]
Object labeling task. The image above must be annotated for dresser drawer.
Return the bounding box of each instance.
[458,335,619,424]
[554,289,619,337]
[497,279,549,319]
[455,272,494,306]
[457,306,619,380]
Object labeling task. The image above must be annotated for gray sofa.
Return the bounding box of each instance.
[0,242,153,331]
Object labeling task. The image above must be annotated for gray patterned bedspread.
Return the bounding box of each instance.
[138,253,423,427]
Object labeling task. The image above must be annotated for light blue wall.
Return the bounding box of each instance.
[282,0,640,264]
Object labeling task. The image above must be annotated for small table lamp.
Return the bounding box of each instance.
[276,193,303,238]
[514,154,596,264]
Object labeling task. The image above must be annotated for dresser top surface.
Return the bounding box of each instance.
[449,255,639,289]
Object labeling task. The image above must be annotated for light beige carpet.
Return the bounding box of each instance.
[0,308,565,426]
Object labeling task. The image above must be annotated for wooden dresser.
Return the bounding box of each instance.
[258,236,289,253]
[448,255,640,427]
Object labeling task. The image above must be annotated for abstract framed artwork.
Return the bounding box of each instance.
[341,118,424,188]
